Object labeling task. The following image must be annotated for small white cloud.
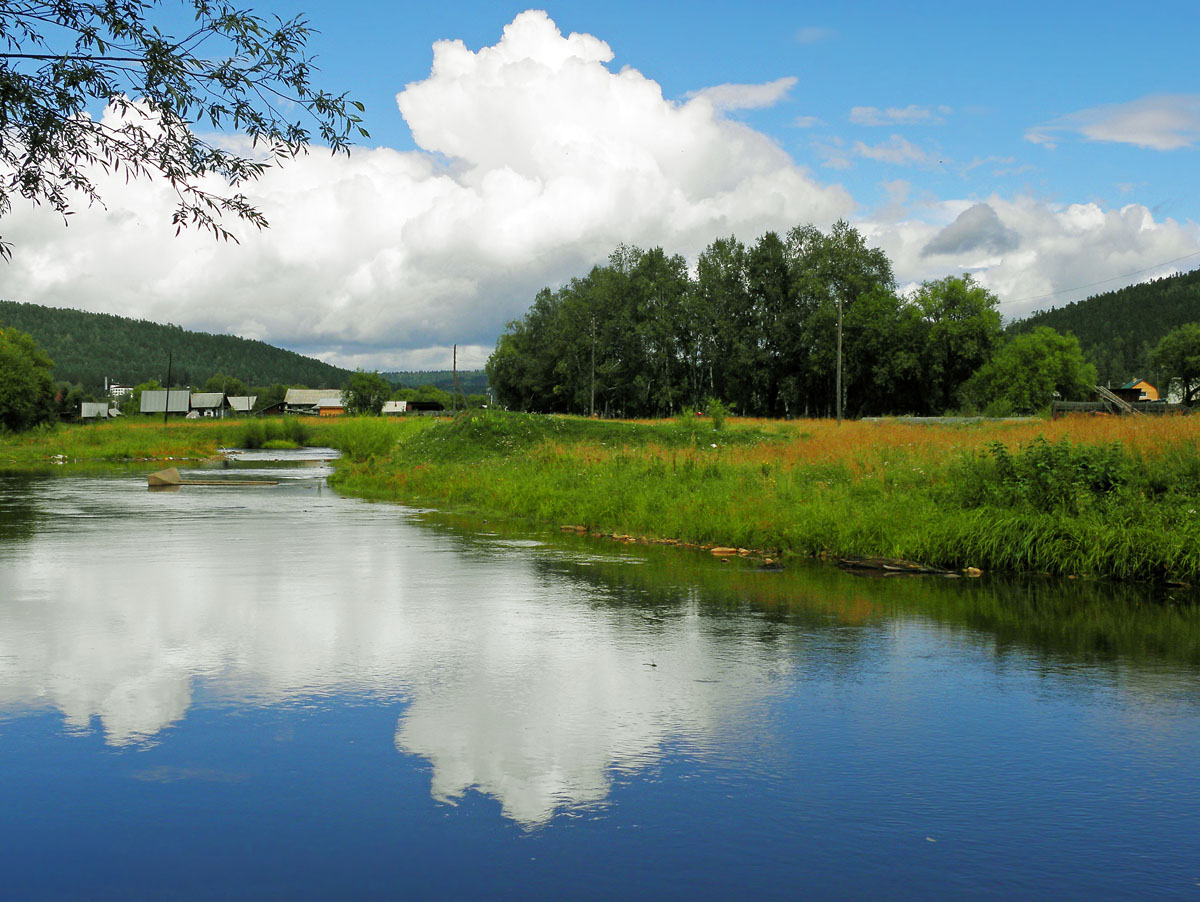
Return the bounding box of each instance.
[793,115,823,128]
[795,26,834,44]
[686,76,798,112]
[852,134,938,166]
[1027,94,1200,151]
[849,104,941,126]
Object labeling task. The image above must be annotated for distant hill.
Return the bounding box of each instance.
[1008,268,1200,385]
[382,369,489,395]
[0,300,351,390]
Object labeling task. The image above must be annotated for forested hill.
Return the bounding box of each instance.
[0,300,351,390]
[382,370,489,394]
[1007,268,1200,385]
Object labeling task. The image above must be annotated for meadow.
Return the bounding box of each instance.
[329,411,1200,583]
[4,411,1198,582]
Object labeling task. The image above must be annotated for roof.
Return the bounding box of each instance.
[80,402,110,418]
[318,396,345,408]
[190,392,227,409]
[227,395,258,412]
[285,388,341,406]
[140,390,190,413]
[1121,378,1154,390]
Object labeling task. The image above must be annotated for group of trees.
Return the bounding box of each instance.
[0,326,56,431]
[487,222,1096,418]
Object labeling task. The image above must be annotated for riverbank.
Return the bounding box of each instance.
[328,410,1200,583]
[0,415,429,467]
[4,411,1199,582]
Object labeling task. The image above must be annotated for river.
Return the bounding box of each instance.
[1,459,1199,899]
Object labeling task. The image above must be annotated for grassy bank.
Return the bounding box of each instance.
[0,415,432,467]
[5,411,1199,582]
[328,410,1200,583]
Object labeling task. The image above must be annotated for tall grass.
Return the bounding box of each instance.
[330,410,1200,582]
[233,415,312,449]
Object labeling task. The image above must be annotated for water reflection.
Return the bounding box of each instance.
[0,474,793,825]
[0,473,1198,830]
[0,476,41,544]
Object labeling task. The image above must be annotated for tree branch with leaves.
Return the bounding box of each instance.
[0,0,368,258]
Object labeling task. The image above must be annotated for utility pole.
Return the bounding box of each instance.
[590,316,596,417]
[835,294,843,425]
[452,344,460,413]
[163,350,172,426]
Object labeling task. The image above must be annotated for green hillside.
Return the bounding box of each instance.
[0,300,351,390]
[1008,268,1200,385]
[382,370,489,395]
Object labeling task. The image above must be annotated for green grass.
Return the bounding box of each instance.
[6,410,1199,583]
[328,409,1200,583]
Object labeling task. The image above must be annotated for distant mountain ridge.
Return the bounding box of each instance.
[382,370,489,395]
[0,300,351,390]
[1008,268,1200,385]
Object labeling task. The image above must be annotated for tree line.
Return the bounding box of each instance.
[486,221,1097,418]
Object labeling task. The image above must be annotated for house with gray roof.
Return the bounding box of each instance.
[140,390,191,415]
[80,402,116,419]
[190,392,230,418]
[227,395,258,414]
[284,388,342,415]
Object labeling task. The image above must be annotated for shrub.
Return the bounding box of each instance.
[706,398,728,431]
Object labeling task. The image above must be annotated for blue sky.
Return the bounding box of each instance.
[5,1,1199,369]
[306,0,1200,220]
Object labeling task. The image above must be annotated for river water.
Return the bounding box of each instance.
[1,460,1199,899]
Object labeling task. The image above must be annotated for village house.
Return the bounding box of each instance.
[283,388,341,415]
[1113,378,1159,403]
[80,402,119,420]
[139,389,191,416]
[227,395,258,414]
[318,395,345,417]
[190,392,230,418]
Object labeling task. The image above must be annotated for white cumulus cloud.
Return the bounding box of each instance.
[0,10,850,370]
[867,196,1200,318]
[0,12,1197,370]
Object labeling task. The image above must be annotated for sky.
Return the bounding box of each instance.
[2,0,1199,371]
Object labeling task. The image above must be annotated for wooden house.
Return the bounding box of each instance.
[284,388,339,415]
[1112,378,1159,404]
[318,395,346,417]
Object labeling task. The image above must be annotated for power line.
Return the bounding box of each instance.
[1008,251,1200,305]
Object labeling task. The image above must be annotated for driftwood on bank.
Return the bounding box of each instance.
[837,556,962,577]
